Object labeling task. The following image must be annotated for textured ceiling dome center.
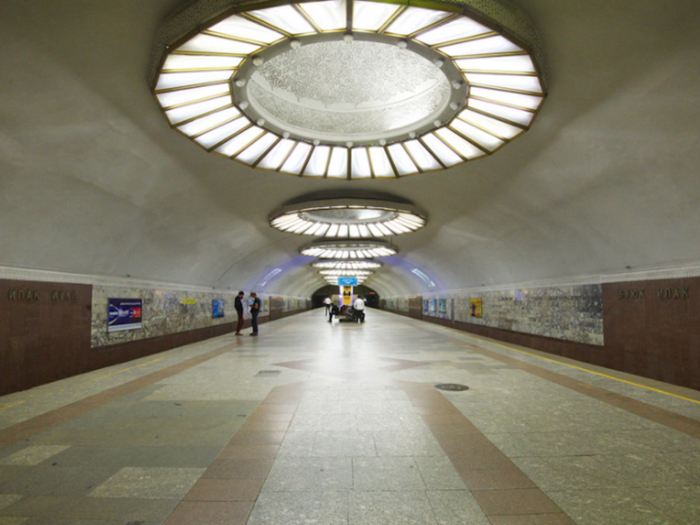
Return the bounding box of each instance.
[248,41,450,141]
[302,208,395,223]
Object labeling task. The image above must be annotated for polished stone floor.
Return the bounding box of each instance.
[0,309,699,524]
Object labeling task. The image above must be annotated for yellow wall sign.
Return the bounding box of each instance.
[469,298,482,318]
[182,298,197,305]
[342,286,353,306]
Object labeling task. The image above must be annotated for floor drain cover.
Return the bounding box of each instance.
[435,383,470,391]
[256,370,281,376]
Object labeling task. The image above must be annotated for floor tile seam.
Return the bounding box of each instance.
[390,310,700,408]
[400,383,572,520]
[0,315,302,451]
[0,344,237,450]
[161,382,303,524]
[388,313,700,440]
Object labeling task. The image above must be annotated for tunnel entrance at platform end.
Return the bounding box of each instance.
[312,285,379,309]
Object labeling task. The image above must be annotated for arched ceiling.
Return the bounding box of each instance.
[1,0,699,298]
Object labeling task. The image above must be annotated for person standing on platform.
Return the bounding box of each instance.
[328,302,339,323]
[249,292,261,336]
[323,296,331,317]
[234,291,245,335]
[354,295,366,323]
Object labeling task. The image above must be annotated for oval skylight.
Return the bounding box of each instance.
[152,0,547,179]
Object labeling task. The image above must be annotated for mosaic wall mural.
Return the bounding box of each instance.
[386,284,604,346]
[92,286,305,348]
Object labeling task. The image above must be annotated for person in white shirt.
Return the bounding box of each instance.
[353,296,365,323]
[323,296,331,317]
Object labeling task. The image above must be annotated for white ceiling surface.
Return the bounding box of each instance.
[1,0,700,298]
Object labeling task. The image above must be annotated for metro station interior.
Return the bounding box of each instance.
[1,0,700,523]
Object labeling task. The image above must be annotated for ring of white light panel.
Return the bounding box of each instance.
[319,269,375,276]
[311,260,382,269]
[270,199,426,237]
[300,240,398,259]
[325,276,368,285]
[152,0,547,179]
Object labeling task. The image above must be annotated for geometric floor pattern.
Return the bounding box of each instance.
[0,309,699,524]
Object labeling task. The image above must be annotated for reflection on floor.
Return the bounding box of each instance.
[0,309,699,524]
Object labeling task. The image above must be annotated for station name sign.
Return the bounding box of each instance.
[617,287,689,300]
[6,289,77,302]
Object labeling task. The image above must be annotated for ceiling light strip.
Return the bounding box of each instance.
[170,103,236,128]
[427,31,498,49]
[417,137,448,169]
[207,120,253,152]
[238,12,294,37]
[406,13,460,39]
[376,4,407,34]
[203,30,279,47]
[293,3,328,33]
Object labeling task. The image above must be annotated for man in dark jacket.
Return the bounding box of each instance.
[234,291,245,335]
[249,292,261,336]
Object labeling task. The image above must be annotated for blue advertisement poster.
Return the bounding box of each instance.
[212,299,224,319]
[439,298,447,314]
[108,298,142,332]
[423,299,429,315]
[429,299,437,314]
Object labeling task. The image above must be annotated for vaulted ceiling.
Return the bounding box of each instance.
[2,0,699,297]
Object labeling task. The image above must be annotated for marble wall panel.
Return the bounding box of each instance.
[385,284,603,346]
[91,286,306,348]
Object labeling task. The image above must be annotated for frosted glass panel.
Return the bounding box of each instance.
[369,148,394,177]
[209,15,284,43]
[468,99,535,126]
[281,142,312,174]
[177,107,241,136]
[465,73,543,93]
[422,133,462,166]
[327,147,348,178]
[195,117,249,148]
[416,18,491,45]
[156,72,233,91]
[304,146,331,176]
[163,55,243,71]
[249,6,316,35]
[353,2,401,31]
[156,85,230,108]
[451,118,503,151]
[351,149,372,178]
[258,139,295,170]
[459,109,523,139]
[387,144,417,176]
[165,96,231,124]
[404,140,441,170]
[176,34,261,55]
[470,87,543,110]
[439,35,521,57]
[236,133,278,164]
[300,0,347,30]
[385,7,451,36]
[457,55,535,73]
[214,126,263,156]
[436,128,486,159]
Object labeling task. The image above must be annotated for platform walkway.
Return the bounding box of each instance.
[0,309,699,524]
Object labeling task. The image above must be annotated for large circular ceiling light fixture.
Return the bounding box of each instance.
[300,240,397,259]
[269,198,426,236]
[319,269,374,276]
[311,260,382,269]
[151,0,547,179]
[325,276,368,285]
